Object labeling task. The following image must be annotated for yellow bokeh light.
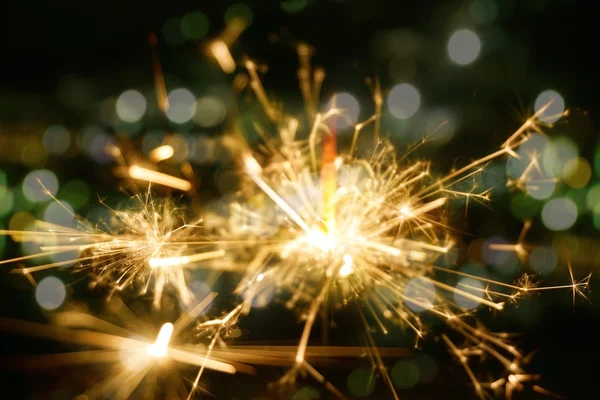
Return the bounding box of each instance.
[563,157,591,189]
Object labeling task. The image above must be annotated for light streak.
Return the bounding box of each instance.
[226,46,589,399]
[0,295,247,398]
[128,165,192,192]
[148,145,174,163]
[1,185,226,308]
[210,40,236,74]
[146,322,174,358]
[148,32,169,114]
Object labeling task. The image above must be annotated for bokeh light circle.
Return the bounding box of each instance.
[166,88,196,124]
[529,246,557,275]
[447,29,481,65]
[563,157,591,189]
[327,92,360,130]
[43,125,71,154]
[388,83,421,119]
[346,368,376,397]
[22,170,58,203]
[391,360,419,389]
[116,90,147,123]
[194,96,227,127]
[541,198,577,231]
[454,277,483,309]
[403,277,436,312]
[35,276,66,311]
[534,90,565,124]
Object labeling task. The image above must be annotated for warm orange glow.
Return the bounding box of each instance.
[148,145,174,163]
[211,40,236,73]
[128,165,192,191]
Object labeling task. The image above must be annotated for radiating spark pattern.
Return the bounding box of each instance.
[1,185,224,308]
[0,29,592,400]
[0,295,252,399]
[222,47,590,399]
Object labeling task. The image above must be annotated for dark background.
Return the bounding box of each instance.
[1,0,599,398]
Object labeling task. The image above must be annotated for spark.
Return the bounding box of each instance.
[148,145,175,163]
[225,47,587,398]
[210,40,236,73]
[0,295,252,399]
[1,185,225,308]
[128,165,192,192]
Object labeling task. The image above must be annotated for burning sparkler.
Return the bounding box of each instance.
[218,44,590,399]
[0,184,225,308]
[0,294,254,399]
[0,23,591,399]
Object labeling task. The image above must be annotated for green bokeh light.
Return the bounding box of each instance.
[0,222,6,258]
[587,183,600,211]
[0,185,14,217]
[59,180,91,211]
[509,192,542,219]
[594,143,600,177]
[391,360,419,389]
[593,204,600,230]
[292,386,320,400]
[346,368,376,397]
[225,3,254,27]
[181,11,210,40]
[281,0,308,14]
[163,17,185,45]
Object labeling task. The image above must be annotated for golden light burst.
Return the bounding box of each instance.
[0,29,591,400]
[1,184,225,308]
[212,43,590,399]
[1,294,252,399]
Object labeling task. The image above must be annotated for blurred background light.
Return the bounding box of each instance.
[163,17,185,46]
[189,135,217,164]
[454,277,483,309]
[525,176,556,200]
[542,198,578,231]
[44,201,76,229]
[181,11,210,40]
[346,368,376,397]
[541,136,578,178]
[403,277,436,312]
[166,88,196,123]
[586,183,600,212]
[563,157,591,189]
[470,0,499,24]
[194,96,227,127]
[58,180,90,211]
[22,169,58,203]
[116,90,147,123]
[534,89,565,123]
[80,126,114,164]
[0,185,14,217]
[423,108,458,145]
[164,134,189,163]
[43,125,71,155]
[529,246,557,275]
[281,0,308,14]
[387,83,420,119]
[447,29,481,65]
[391,360,419,389]
[35,276,66,311]
[225,3,254,27]
[326,92,360,130]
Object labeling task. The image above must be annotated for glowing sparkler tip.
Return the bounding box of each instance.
[149,145,175,162]
[338,254,354,277]
[243,153,262,174]
[147,322,174,358]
